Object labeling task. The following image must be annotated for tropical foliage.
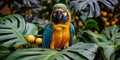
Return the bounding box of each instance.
[69,0,118,21]
[6,42,98,60]
[0,14,38,48]
[0,0,120,60]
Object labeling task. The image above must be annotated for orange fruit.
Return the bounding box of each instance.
[25,9,32,17]
[102,18,108,23]
[94,30,99,34]
[26,35,35,43]
[75,16,79,19]
[108,13,113,18]
[105,22,110,27]
[78,22,83,27]
[35,38,42,45]
[111,21,116,25]
[114,18,119,23]
[101,11,107,17]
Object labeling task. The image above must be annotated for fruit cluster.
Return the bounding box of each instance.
[74,16,84,28]
[15,35,42,50]
[26,35,42,45]
[101,11,119,27]
[101,4,120,27]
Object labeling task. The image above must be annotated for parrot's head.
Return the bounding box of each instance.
[50,3,71,24]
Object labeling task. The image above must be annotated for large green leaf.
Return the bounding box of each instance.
[6,42,98,60]
[69,0,118,18]
[0,14,38,48]
[100,25,120,46]
[83,25,120,60]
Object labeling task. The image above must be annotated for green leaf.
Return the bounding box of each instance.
[84,30,104,41]
[69,0,118,18]
[0,14,38,48]
[65,42,98,60]
[99,0,118,10]
[79,9,89,23]
[24,22,38,36]
[102,45,115,60]
[0,47,11,59]
[83,25,120,60]
[6,42,98,60]
[110,45,120,60]
[85,19,99,31]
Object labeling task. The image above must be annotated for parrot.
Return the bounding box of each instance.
[42,3,75,50]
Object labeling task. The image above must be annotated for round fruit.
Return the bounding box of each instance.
[101,11,107,17]
[102,18,108,23]
[26,35,35,43]
[94,30,98,34]
[75,16,79,19]
[111,21,116,25]
[108,13,113,18]
[105,22,110,27]
[35,38,42,45]
[78,22,83,27]
[114,18,119,23]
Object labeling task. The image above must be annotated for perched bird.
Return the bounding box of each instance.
[42,3,75,49]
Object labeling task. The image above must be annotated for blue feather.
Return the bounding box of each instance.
[70,23,75,46]
[42,24,54,48]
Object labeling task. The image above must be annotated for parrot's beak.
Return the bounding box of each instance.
[56,10,62,23]
[52,8,69,24]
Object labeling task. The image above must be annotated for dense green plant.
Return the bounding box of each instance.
[6,42,98,60]
[81,25,120,60]
[0,14,38,48]
[0,14,99,60]
[69,0,118,21]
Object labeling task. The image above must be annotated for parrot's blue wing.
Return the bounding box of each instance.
[70,23,75,46]
[42,24,54,48]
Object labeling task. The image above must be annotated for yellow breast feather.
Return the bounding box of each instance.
[50,21,70,49]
